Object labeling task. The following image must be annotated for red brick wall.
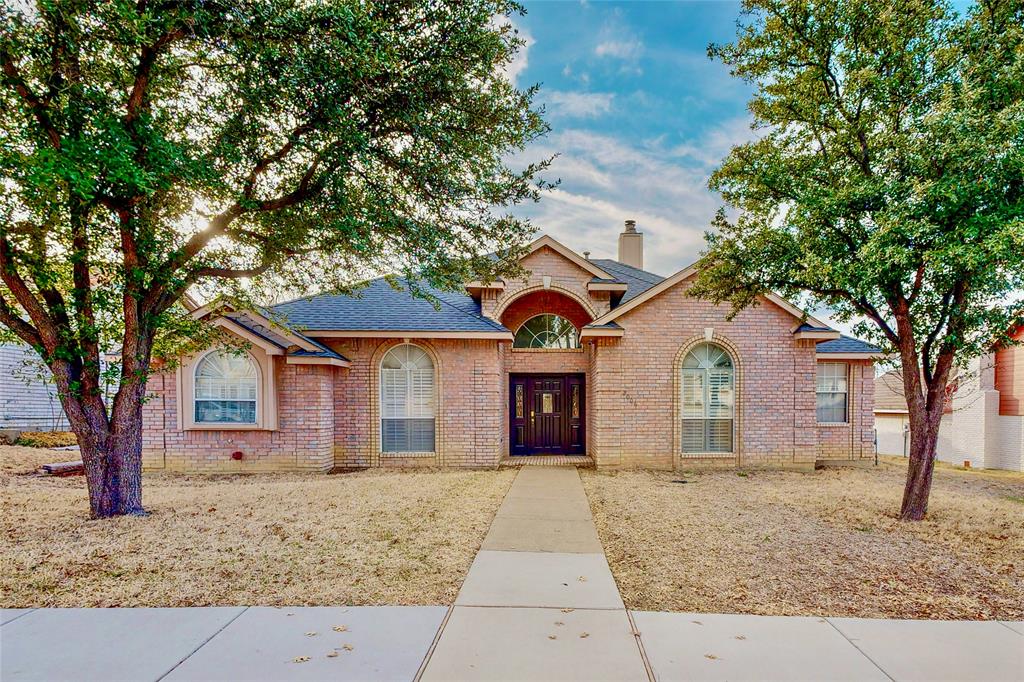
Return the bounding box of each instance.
[500,289,594,333]
[327,337,503,469]
[815,360,876,460]
[142,359,335,472]
[589,277,826,470]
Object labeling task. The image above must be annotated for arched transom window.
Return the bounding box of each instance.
[513,314,580,349]
[380,344,436,452]
[680,343,735,453]
[194,350,258,424]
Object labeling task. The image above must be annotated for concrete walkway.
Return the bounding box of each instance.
[419,466,649,681]
[3,467,1023,681]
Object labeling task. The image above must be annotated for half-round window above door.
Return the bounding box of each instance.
[513,314,580,349]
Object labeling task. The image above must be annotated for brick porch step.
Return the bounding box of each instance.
[499,455,595,468]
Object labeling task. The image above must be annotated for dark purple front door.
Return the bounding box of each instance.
[509,374,585,455]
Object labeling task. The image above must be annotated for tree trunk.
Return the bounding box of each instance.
[80,427,145,518]
[899,401,944,520]
[58,335,151,518]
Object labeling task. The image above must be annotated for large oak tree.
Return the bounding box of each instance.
[691,0,1024,519]
[0,0,549,517]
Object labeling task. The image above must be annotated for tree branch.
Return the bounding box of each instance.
[0,290,44,348]
[1,50,62,149]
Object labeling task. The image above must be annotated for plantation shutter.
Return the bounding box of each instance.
[681,369,706,452]
[381,345,436,452]
[680,344,734,454]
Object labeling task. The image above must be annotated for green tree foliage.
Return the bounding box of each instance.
[0,0,549,517]
[692,0,1024,519]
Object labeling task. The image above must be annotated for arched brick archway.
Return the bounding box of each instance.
[499,289,594,334]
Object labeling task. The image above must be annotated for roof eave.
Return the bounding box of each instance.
[816,351,888,360]
[302,329,513,340]
[794,330,842,341]
[285,355,351,368]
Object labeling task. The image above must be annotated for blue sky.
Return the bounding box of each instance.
[509,1,754,276]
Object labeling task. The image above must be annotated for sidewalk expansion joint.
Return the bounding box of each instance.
[155,606,250,682]
[825,617,896,682]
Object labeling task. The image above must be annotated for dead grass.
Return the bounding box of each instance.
[0,444,74,477]
[14,431,78,448]
[582,459,1024,620]
[1,446,515,607]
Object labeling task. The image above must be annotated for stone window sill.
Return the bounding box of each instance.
[380,451,436,458]
[680,452,735,458]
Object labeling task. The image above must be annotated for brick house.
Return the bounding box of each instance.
[142,222,882,472]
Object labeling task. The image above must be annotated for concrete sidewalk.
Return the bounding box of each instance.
[3,467,1022,681]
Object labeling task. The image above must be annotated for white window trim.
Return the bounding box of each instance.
[513,314,581,350]
[177,345,278,431]
[816,362,850,425]
[193,349,259,426]
[379,343,437,457]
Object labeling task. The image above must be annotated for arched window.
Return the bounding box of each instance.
[680,343,735,453]
[194,350,258,424]
[380,344,436,452]
[513,314,580,349]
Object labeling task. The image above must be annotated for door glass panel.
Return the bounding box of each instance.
[515,384,524,419]
[571,384,580,419]
[541,392,554,413]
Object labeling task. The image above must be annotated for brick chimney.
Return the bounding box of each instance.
[617,219,643,269]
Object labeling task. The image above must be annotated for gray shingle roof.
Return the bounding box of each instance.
[226,311,349,360]
[590,259,665,304]
[270,278,509,332]
[817,334,883,354]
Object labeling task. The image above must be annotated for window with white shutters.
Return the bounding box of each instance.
[816,362,848,423]
[194,350,258,424]
[680,343,734,453]
[380,344,436,452]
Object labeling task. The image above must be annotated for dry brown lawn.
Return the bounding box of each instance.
[1,446,515,607]
[582,458,1024,620]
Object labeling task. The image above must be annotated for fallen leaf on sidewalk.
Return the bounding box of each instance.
[326,652,339,658]
[577,576,587,582]
[333,625,348,632]
[734,635,746,640]
[305,631,317,636]
[579,632,590,638]
[560,608,574,613]
[705,654,719,660]
[548,635,557,640]
[342,644,354,651]
[292,656,310,663]
[554,621,564,626]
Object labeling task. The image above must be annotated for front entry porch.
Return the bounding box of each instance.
[499,455,595,468]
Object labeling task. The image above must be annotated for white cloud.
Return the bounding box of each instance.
[515,127,746,274]
[594,39,643,61]
[545,91,615,118]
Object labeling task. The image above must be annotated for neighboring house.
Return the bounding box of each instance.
[142,222,882,473]
[0,343,68,432]
[874,325,1024,471]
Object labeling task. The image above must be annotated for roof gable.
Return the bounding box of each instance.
[589,262,832,331]
[523,235,616,281]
